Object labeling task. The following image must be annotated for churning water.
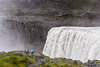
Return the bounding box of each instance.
[43,27,100,62]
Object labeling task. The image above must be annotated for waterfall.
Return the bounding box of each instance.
[0,18,25,52]
[42,27,100,62]
[0,0,44,52]
[0,0,26,52]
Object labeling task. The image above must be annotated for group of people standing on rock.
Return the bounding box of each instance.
[21,50,34,55]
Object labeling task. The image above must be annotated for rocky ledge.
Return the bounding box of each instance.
[0,51,100,67]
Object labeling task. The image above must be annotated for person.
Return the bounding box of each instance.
[21,50,23,52]
[31,50,34,55]
[25,50,29,55]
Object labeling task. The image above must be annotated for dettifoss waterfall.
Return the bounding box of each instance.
[1,0,100,63]
[43,27,100,62]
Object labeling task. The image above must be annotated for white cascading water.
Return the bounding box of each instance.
[43,27,100,62]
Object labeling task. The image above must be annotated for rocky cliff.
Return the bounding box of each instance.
[2,0,100,52]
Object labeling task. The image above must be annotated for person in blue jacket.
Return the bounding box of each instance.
[31,50,34,55]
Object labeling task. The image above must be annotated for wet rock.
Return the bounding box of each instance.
[28,55,49,67]
[84,60,100,67]
[83,11,97,19]
[57,10,74,17]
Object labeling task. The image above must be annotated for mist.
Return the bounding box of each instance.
[0,0,27,52]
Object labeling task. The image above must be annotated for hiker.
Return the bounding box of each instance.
[25,50,29,55]
[31,50,34,55]
[21,50,23,52]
